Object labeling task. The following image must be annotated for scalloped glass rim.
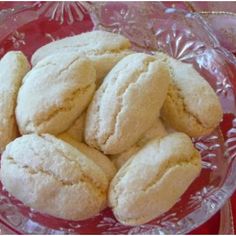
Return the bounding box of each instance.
[0,2,235,235]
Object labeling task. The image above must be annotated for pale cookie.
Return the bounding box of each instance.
[62,111,86,142]
[111,118,167,169]
[109,132,201,226]
[157,52,223,137]
[1,134,108,221]
[0,51,30,152]
[58,133,117,181]
[31,30,132,84]
[85,53,170,155]
[16,53,96,135]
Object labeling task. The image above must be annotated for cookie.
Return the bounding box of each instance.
[109,132,201,225]
[31,30,132,84]
[0,51,30,152]
[58,133,116,181]
[85,53,170,154]
[157,52,223,137]
[111,118,167,169]
[1,134,108,221]
[16,53,96,135]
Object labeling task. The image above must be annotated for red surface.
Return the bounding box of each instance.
[0,1,235,234]
[232,192,236,230]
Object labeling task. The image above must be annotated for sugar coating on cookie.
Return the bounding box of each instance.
[85,53,171,155]
[58,133,117,181]
[158,52,223,137]
[1,134,108,221]
[16,53,96,135]
[31,30,132,84]
[109,132,201,226]
[0,51,30,152]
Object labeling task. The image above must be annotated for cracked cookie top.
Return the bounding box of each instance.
[1,133,108,221]
[16,53,96,135]
[31,31,132,84]
[158,52,223,137]
[108,132,201,225]
[85,53,171,155]
[31,30,131,66]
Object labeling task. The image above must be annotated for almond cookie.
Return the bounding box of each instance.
[85,53,170,155]
[0,51,30,152]
[16,53,96,135]
[158,53,223,137]
[1,134,108,221]
[109,132,201,226]
[31,30,132,84]
[111,118,167,169]
[58,133,117,181]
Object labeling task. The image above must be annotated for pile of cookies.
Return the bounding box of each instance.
[0,30,223,226]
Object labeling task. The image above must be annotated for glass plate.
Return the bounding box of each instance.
[0,2,236,234]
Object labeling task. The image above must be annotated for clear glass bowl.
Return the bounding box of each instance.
[0,2,236,234]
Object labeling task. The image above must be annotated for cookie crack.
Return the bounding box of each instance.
[114,152,200,224]
[166,82,214,129]
[26,84,92,130]
[7,156,77,185]
[112,147,199,210]
[6,155,105,197]
[38,135,106,193]
[141,150,200,192]
[91,83,108,149]
[23,54,95,132]
[55,56,84,78]
[34,54,80,74]
[34,62,57,70]
[99,59,156,147]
